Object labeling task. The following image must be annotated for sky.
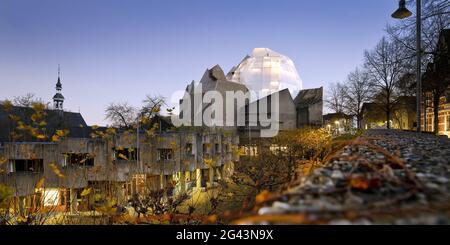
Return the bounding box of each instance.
[0,0,398,125]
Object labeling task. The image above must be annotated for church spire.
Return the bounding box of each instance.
[53,64,64,110]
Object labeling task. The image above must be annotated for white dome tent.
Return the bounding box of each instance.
[228,48,303,98]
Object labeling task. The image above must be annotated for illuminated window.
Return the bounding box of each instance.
[270,144,288,154]
[447,115,450,132]
[239,145,258,156]
[42,188,61,207]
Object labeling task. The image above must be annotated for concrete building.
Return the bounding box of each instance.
[0,48,323,215]
[294,87,323,127]
[0,72,238,214]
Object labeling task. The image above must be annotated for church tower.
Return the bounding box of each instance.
[53,65,64,110]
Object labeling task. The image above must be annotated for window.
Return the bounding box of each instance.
[12,159,44,173]
[239,145,258,156]
[215,143,220,154]
[63,153,94,167]
[203,144,210,155]
[185,143,193,155]
[447,115,450,132]
[157,149,173,161]
[270,144,288,154]
[113,147,138,161]
[224,144,229,153]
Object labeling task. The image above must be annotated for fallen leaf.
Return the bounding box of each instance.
[205,214,218,224]
[350,177,369,190]
[255,190,271,204]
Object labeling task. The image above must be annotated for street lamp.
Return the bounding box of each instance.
[392,0,422,132]
[391,0,412,19]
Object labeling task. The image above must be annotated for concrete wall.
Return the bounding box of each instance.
[0,130,239,197]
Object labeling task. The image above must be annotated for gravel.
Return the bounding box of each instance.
[240,129,450,225]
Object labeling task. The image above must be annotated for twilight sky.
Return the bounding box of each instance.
[0,0,398,125]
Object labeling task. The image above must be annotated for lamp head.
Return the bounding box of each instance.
[391,0,412,19]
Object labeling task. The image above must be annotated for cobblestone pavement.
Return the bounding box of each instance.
[234,130,450,225]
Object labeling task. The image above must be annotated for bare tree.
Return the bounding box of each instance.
[364,37,406,129]
[387,0,450,66]
[326,82,346,114]
[342,68,373,129]
[141,94,166,120]
[105,102,137,128]
[13,93,49,108]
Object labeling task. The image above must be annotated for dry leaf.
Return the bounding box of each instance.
[36,134,46,140]
[49,163,66,178]
[255,190,271,204]
[118,153,128,160]
[51,135,60,142]
[0,156,7,165]
[35,178,45,189]
[80,188,92,197]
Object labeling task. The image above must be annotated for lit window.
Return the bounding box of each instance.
[447,115,450,132]
[270,144,288,154]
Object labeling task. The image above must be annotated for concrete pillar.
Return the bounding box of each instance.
[26,196,32,215]
[179,171,186,194]
[116,183,125,205]
[18,196,25,216]
[69,188,78,214]
[160,174,166,189]
[208,167,214,188]
[196,168,202,190]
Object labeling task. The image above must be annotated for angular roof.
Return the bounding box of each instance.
[53,93,65,100]
[361,102,382,114]
[193,65,249,94]
[226,55,250,79]
[0,105,89,142]
[294,87,323,108]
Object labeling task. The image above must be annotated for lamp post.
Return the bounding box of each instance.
[392,0,422,132]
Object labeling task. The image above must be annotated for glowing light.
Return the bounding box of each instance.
[43,188,61,206]
[229,48,302,97]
